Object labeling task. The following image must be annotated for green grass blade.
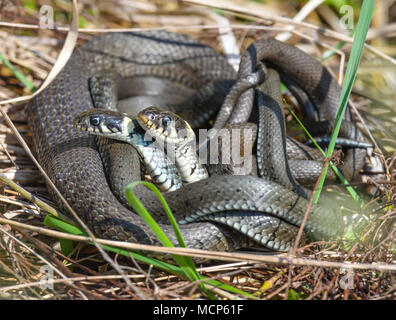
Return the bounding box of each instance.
[313,0,374,203]
[287,106,364,207]
[43,214,83,235]
[43,215,187,276]
[318,41,347,62]
[59,238,74,256]
[125,181,215,298]
[125,181,187,247]
[0,52,37,92]
[44,214,254,299]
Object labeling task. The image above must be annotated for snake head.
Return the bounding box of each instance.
[137,106,195,145]
[73,108,130,138]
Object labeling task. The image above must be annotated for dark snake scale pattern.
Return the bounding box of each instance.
[26,31,366,253]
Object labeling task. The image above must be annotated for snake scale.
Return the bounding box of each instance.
[26,31,367,253]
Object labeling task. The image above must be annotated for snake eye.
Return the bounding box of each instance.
[90,115,101,126]
[162,116,170,127]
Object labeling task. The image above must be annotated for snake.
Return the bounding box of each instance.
[73,108,184,192]
[26,31,367,253]
[137,106,209,184]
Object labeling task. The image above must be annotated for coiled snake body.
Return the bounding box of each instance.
[26,31,367,253]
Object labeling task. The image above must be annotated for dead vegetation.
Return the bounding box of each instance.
[0,0,394,300]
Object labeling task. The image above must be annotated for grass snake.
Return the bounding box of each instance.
[26,31,368,253]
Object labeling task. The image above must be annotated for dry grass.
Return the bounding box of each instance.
[0,0,394,300]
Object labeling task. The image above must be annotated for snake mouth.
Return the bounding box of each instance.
[137,108,171,138]
[137,106,195,144]
[73,109,128,137]
[73,119,89,132]
[137,113,155,130]
[137,113,169,139]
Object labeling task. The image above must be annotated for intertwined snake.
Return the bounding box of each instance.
[26,31,368,253]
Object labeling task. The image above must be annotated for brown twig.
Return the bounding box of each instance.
[0,216,395,272]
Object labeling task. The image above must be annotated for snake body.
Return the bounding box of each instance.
[137,106,209,184]
[26,31,365,253]
[231,38,367,181]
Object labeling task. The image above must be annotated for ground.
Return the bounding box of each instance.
[0,0,394,300]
